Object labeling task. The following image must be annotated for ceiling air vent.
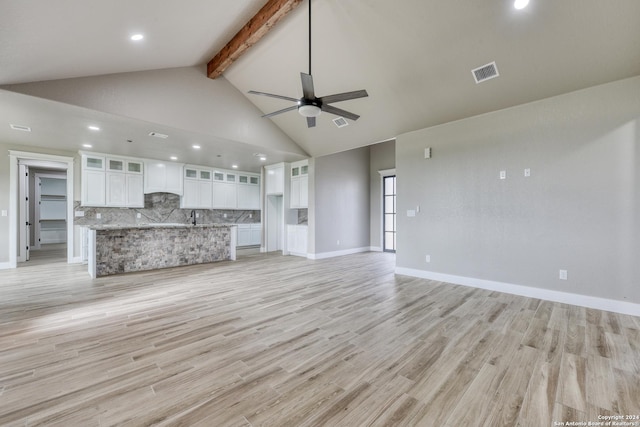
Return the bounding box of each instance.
[148,131,168,139]
[333,117,349,128]
[10,124,31,132]
[472,61,499,84]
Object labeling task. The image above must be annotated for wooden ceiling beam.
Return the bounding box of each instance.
[207,0,303,79]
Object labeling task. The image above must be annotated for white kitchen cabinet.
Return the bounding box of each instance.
[181,166,213,209]
[287,224,307,256]
[82,153,144,207]
[265,164,284,195]
[237,223,261,246]
[126,174,144,207]
[290,160,309,208]
[212,182,236,209]
[82,170,106,206]
[144,160,183,195]
[106,172,126,206]
[237,173,260,210]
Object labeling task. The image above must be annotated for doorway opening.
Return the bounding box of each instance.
[9,151,75,268]
[265,194,283,253]
[383,175,396,253]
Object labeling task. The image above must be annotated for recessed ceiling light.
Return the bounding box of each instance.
[170,156,178,161]
[82,144,93,148]
[192,145,201,149]
[130,34,144,41]
[260,157,267,161]
[88,125,100,131]
[10,124,31,132]
[231,164,238,169]
[514,0,529,9]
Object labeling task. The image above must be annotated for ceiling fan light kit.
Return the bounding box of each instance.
[248,0,368,128]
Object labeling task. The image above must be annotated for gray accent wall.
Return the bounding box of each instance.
[310,147,371,255]
[396,75,640,304]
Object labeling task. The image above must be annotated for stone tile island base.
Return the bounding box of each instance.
[87,224,237,278]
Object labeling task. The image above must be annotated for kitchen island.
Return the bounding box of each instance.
[87,223,237,278]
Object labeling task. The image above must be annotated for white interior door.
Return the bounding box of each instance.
[18,164,30,261]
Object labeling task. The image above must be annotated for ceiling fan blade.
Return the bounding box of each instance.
[262,105,299,118]
[300,73,315,99]
[320,90,369,105]
[321,104,360,121]
[248,90,299,103]
[306,117,316,128]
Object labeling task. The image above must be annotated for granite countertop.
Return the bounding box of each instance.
[88,223,236,230]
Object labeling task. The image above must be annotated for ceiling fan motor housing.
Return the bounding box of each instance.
[298,98,322,117]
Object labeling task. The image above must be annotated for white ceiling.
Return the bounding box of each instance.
[1,0,640,161]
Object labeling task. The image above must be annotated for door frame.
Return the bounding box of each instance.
[9,151,75,268]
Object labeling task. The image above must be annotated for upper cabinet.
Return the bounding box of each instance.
[81,153,144,208]
[237,173,260,210]
[265,163,285,195]
[290,160,309,208]
[181,166,213,209]
[144,160,183,195]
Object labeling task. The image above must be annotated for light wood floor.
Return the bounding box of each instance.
[1,251,638,426]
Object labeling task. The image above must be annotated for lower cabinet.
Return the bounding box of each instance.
[237,223,261,247]
[287,225,308,256]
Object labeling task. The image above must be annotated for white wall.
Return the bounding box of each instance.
[396,75,640,308]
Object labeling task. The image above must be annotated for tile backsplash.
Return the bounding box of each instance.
[74,193,260,226]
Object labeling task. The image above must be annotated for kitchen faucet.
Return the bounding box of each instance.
[190,210,196,225]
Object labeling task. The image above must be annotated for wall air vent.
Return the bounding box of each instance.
[10,124,31,132]
[148,132,168,139]
[332,117,349,128]
[472,61,499,83]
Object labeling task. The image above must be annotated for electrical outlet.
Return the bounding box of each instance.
[136,212,141,219]
[249,214,252,218]
[499,170,507,180]
[196,213,200,218]
[425,255,431,263]
[96,213,101,219]
[524,168,531,177]
[559,269,568,280]
[223,213,227,218]
[1,210,6,217]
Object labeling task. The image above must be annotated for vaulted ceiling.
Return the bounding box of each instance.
[1,0,640,169]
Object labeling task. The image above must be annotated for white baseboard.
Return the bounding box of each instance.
[307,247,371,260]
[0,262,11,270]
[395,267,640,317]
[289,251,308,258]
[369,246,383,252]
[71,256,86,264]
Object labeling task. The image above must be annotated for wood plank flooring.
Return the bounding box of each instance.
[1,250,639,426]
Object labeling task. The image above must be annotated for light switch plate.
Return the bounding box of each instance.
[524,168,531,177]
[2,210,8,217]
[559,269,568,280]
[500,170,507,180]
[75,211,84,217]
[407,209,416,217]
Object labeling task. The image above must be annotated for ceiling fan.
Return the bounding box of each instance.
[248,0,368,128]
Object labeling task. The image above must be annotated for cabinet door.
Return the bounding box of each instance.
[144,162,166,193]
[237,184,259,210]
[290,177,300,208]
[182,180,199,208]
[83,170,106,206]
[250,224,261,245]
[127,161,143,174]
[84,156,105,170]
[126,174,144,207]
[106,172,127,206]
[165,163,183,195]
[266,166,284,194]
[299,175,308,207]
[198,180,213,208]
[107,159,125,172]
[237,225,251,246]
[213,182,235,209]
